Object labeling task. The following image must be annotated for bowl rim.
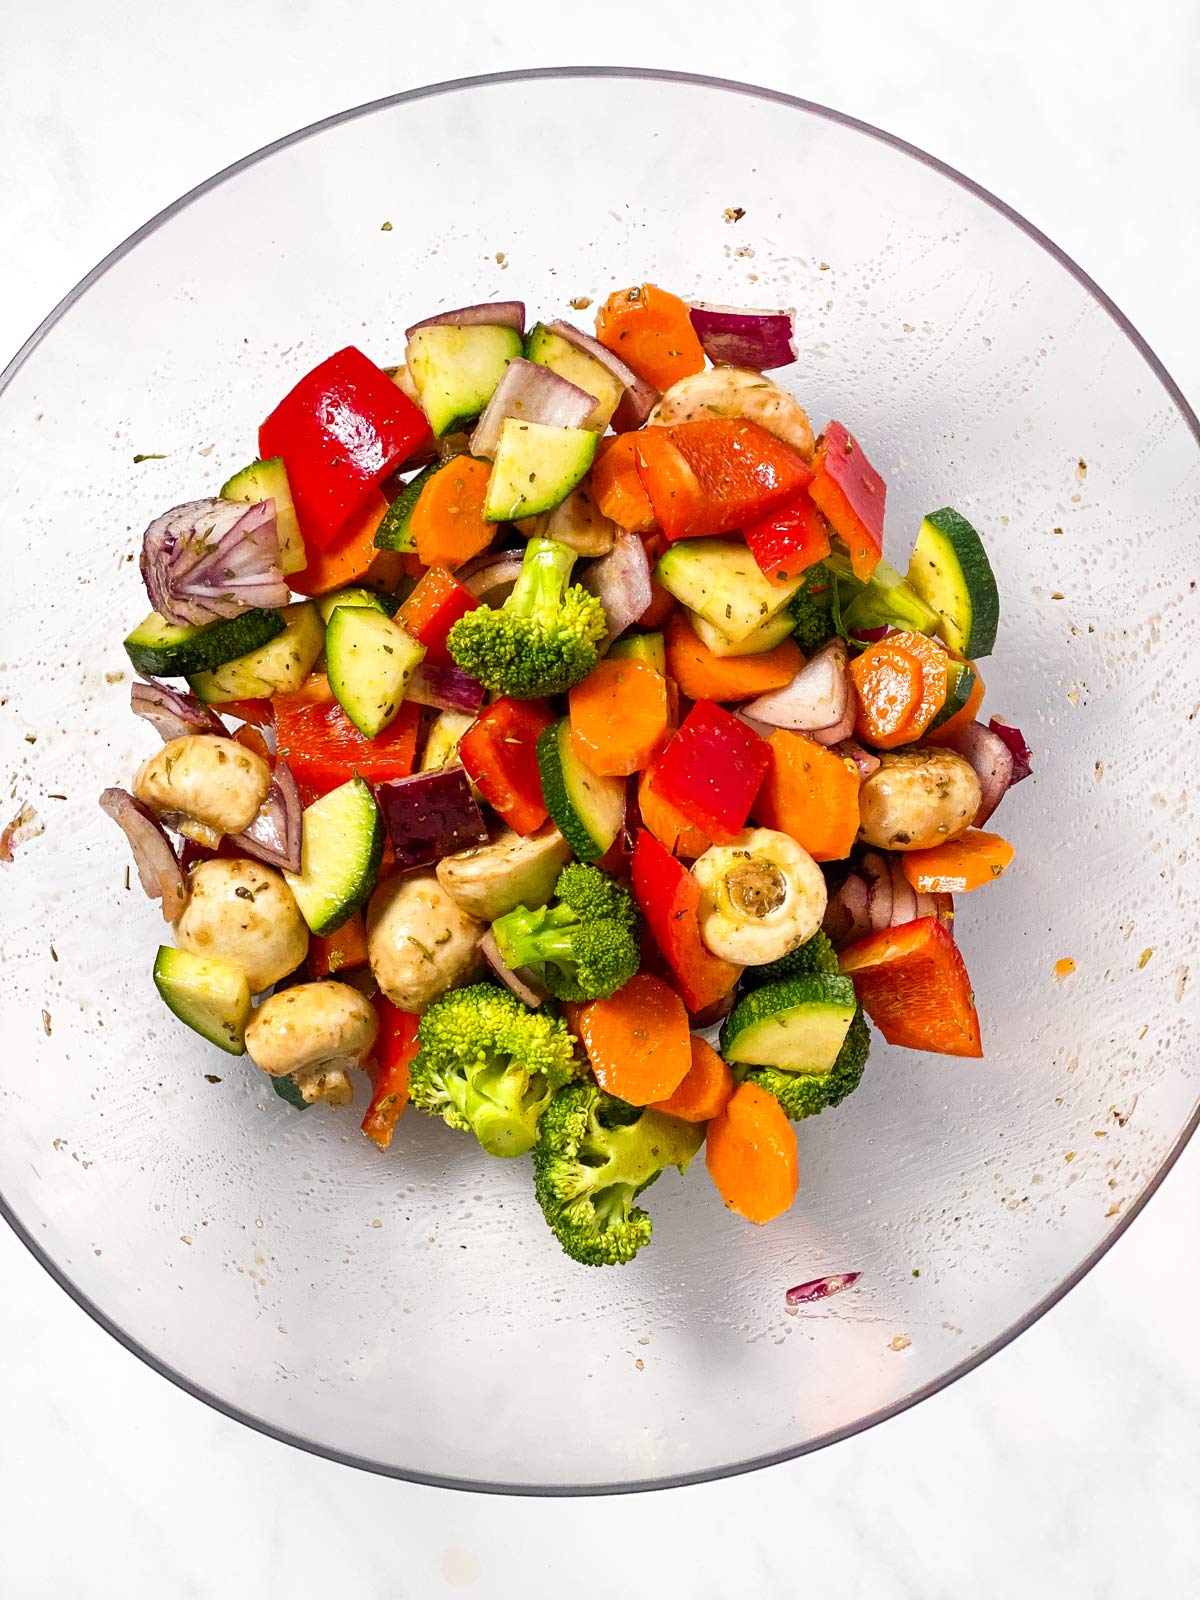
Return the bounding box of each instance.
[2,65,1198,1497]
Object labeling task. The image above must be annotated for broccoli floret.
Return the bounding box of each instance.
[491,864,640,1002]
[740,929,841,988]
[743,1008,871,1122]
[533,1082,703,1266]
[408,982,580,1157]
[554,861,635,924]
[446,537,607,698]
[789,562,838,651]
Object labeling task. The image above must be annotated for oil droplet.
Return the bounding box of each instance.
[1054,958,1076,981]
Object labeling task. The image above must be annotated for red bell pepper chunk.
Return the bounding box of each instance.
[361,999,420,1150]
[651,700,771,844]
[838,915,982,1057]
[744,488,830,582]
[459,698,555,836]
[397,566,479,666]
[806,420,884,582]
[634,418,811,541]
[307,912,370,979]
[273,676,420,796]
[631,830,742,1013]
[259,347,430,551]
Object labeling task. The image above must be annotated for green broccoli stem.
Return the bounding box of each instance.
[499,922,580,974]
[463,1061,550,1158]
[507,538,579,621]
[492,902,578,971]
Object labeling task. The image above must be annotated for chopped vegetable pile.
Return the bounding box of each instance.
[100,283,1031,1266]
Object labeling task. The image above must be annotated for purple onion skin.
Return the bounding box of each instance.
[376,768,488,872]
[785,1272,861,1306]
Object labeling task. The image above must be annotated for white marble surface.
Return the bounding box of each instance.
[2,2,1198,1595]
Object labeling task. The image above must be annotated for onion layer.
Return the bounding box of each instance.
[228,760,303,874]
[740,639,849,731]
[131,678,227,742]
[405,301,526,339]
[689,302,797,371]
[140,498,288,627]
[479,928,547,1009]
[99,788,187,921]
[938,721,1014,826]
[580,530,653,649]
[469,359,596,460]
[544,320,659,428]
[404,662,486,716]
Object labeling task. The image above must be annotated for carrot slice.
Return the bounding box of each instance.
[650,1036,734,1122]
[637,765,712,859]
[590,434,657,533]
[288,493,404,596]
[664,611,802,702]
[899,829,1014,894]
[705,1082,799,1224]
[568,656,670,777]
[409,456,494,570]
[571,971,692,1105]
[595,283,706,392]
[850,631,948,749]
[751,729,860,862]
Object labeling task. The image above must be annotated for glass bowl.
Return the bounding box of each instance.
[1,69,1196,1495]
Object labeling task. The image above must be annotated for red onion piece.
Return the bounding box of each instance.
[835,739,881,779]
[404,662,486,716]
[822,872,871,949]
[479,928,547,1009]
[544,320,659,428]
[850,624,890,645]
[689,302,797,371]
[741,639,848,731]
[405,301,526,339]
[988,717,1033,785]
[375,768,489,872]
[580,529,653,649]
[810,677,858,747]
[785,1271,861,1306]
[859,851,893,933]
[733,710,776,740]
[99,787,187,921]
[469,359,596,460]
[458,551,525,606]
[687,988,738,1030]
[938,721,1014,826]
[887,854,919,926]
[131,678,227,742]
[227,760,303,874]
[140,498,288,627]
[932,892,955,931]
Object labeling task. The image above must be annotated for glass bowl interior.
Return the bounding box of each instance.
[1,70,1197,1493]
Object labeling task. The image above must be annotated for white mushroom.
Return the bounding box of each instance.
[246,981,379,1107]
[648,368,815,460]
[692,828,827,965]
[435,822,573,922]
[516,484,616,557]
[367,870,483,1011]
[175,858,309,991]
[134,735,271,839]
[858,749,982,852]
